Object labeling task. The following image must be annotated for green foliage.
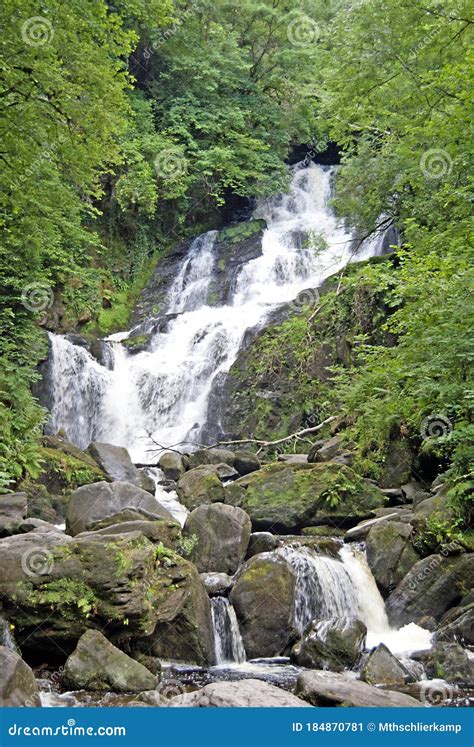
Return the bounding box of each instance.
[177,534,199,558]
[24,579,98,618]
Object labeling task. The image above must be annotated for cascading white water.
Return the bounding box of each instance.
[211,597,246,665]
[274,543,432,655]
[146,467,189,527]
[46,163,387,460]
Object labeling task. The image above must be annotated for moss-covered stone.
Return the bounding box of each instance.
[216,219,266,245]
[176,466,224,510]
[225,462,386,533]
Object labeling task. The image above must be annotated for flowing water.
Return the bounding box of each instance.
[211,597,246,665]
[45,163,388,461]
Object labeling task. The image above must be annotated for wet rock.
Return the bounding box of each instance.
[378,440,412,489]
[0,493,27,536]
[200,572,234,596]
[224,462,385,533]
[436,603,474,645]
[230,554,297,659]
[184,503,251,574]
[66,481,172,535]
[137,690,168,706]
[63,630,156,692]
[233,451,261,476]
[386,553,474,627]
[159,452,185,481]
[296,670,420,707]
[168,679,311,707]
[89,442,154,493]
[176,466,224,510]
[413,642,473,683]
[360,643,414,685]
[366,521,419,596]
[291,617,367,671]
[246,532,280,558]
[277,454,308,464]
[301,526,345,537]
[214,463,240,481]
[0,647,41,706]
[183,448,235,470]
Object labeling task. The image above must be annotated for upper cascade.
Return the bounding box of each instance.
[45,163,390,461]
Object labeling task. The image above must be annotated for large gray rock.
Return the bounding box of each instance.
[76,519,181,549]
[224,462,385,533]
[159,452,185,481]
[291,617,367,671]
[66,481,172,535]
[386,553,474,627]
[176,466,225,510]
[233,451,261,476]
[184,503,251,574]
[89,442,154,492]
[183,448,235,471]
[230,554,297,658]
[0,493,27,535]
[200,572,234,596]
[0,647,41,706]
[308,436,342,463]
[296,670,420,707]
[360,643,414,685]
[63,630,156,692]
[168,679,312,707]
[366,521,419,596]
[246,532,280,558]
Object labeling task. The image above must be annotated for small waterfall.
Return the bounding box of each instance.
[211,597,246,665]
[0,616,17,652]
[274,543,432,655]
[45,164,388,461]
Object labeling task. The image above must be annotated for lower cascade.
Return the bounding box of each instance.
[211,597,246,665]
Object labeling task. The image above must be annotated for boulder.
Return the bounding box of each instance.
[301,526,345,537]
[158,452,185,482]
[63,630,156,692]
[436,603,473,645]
[0,647,41,706]
[184,503,251,574]
[386,553,474,627]
[277,454,308,464]
[66,481,172,535]
[183,448,235,471]
[200,572,234,596]
[89,442,154,493]
[291,617,367,671]
[378,440,412,488]
[296,670,420,707]
[246,532,280,558]
[168,679,312,707]
[76,519,181,549]
[0,613,19,653]
[225,462,385,533]
[366,521,419,596]
[214,463,240,481]
[414,642,473,683]
[344,512,408,541]
[307,436,342,463]
[360,643,414,685]
[176,466,224,510]
[0,530,213,664]
[0,493,27,536]
[230,554,297,658]
[233,451,261,476]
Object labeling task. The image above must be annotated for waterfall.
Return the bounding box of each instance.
[146,467,189,527]
[211,597,246,665]
[274,543,432,655]
[45,163,388,461]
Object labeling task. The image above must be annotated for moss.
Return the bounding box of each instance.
[217,219,266,245]
[24,579,99,619]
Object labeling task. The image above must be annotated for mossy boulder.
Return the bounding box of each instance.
[63,630,156,692]
[230,554,297,658]
[225,462,386,533]
[176,466,224,510]
[415,642,473,683]
[184,503,251,574]
[0,529,213,664]
[159,452,185,481]
[183,448,235,471]
[76,519,182,550]
[366,521,419,596]
[88,442,154,493]
[291,617,367,671]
